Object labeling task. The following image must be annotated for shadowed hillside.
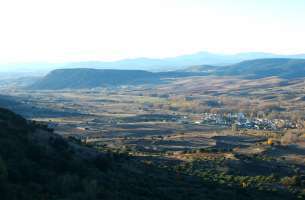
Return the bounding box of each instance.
[0,107,298,200]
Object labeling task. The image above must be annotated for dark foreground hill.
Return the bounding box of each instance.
[0,107,297,200]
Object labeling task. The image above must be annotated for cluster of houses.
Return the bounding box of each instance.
[197,112,298,131]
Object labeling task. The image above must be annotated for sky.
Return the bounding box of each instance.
[0,0,305,64]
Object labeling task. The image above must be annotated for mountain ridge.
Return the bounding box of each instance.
[30,68,159,90]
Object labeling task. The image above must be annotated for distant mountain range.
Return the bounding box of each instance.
[2,51,305,73]
[30,58,305,90]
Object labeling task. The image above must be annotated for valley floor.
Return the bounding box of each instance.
[0,75,304,199]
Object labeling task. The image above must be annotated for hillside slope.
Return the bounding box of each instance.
[0,107,298,200]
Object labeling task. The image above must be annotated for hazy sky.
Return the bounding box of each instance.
[0,0,305,63]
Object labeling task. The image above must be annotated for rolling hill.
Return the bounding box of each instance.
[216,58,305,78]
[182,58,305,78]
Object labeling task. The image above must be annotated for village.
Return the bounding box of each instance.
[198,112,299,131]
